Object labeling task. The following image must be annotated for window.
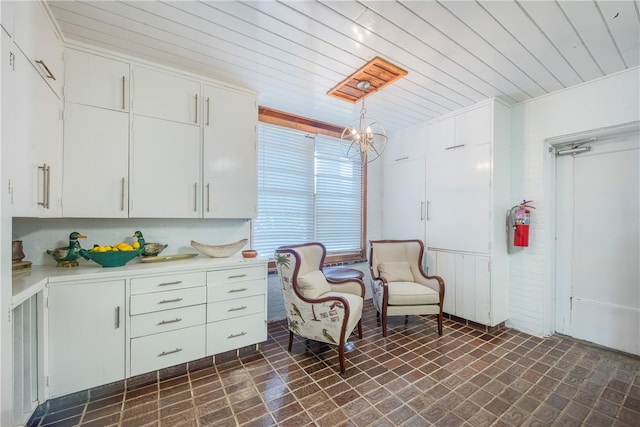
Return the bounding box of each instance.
[252,120,365,264]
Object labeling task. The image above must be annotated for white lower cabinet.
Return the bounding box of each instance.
[48,280,125,398]
[206,265,267,355]
[426,250,492,325]
[43,261,267,399]
[128,272,206,376]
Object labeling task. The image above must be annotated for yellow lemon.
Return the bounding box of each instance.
[112,247,119,252]
[98,246,107,252]
[133,241,140,249]
[92,246,100,252]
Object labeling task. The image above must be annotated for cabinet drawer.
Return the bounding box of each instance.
[130,325,205,376]
[207,279,265,303]
[131,304,205,338]
[131,272,205,295]
[206,313,266,355]
[207,266,265,285]
[130,286,206,315]
[207,295,264,323]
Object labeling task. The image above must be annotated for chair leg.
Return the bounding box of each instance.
[338,341,346,374]
[357,319,363,339]
[404,315,409,325]
[437,312,443,336]
[288,330,294,352]
[382,308,388,337]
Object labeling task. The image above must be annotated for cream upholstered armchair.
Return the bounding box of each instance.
[368,239,445,337]
[275,242,364,374]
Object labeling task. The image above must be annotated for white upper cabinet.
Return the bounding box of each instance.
[425,102,497,254]
[1,0,14,35]
[202,84,257,218]
[64,49,130,111]
[132,66,201,125]
[383,122,427,166]
[63,103,129,218]
[383,158,426,241]
[9,43,62,217]
[130,115,201,218]
[12,0,64,97]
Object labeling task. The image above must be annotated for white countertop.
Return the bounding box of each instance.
[12,254,268,308]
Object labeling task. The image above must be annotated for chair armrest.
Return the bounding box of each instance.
[327,278,365,298]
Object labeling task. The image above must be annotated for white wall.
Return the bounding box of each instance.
[508,67,640,336]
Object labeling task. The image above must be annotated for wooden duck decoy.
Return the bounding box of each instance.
[133,230,145,252]
[47,232,87,267]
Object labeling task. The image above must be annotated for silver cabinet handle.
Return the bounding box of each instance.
[158,348,182,357]
[120,177,125,211]
[206,183,210,212]
[35,60,55,80]
[395,156,409,162]
[206,97,210,126]
[426,201,431,221]
[193,182,198,212]
[194,94,198,124]
[444,144,465,150]
[228,288,248,293]
[158,318,182,325]
[421,201,424,221]
[228,306,247,312]
[158,280,182,287]
[37,164,50,209]
[158,298,183,304]
[121,76,125,110]
[228,332,247,339]
[228,274,247,279]
[115,306,120,329]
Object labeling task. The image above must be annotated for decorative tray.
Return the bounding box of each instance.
[139,253,198,263]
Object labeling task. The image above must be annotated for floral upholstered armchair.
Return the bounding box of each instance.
[369,239,445,337]
[275,242,364,374]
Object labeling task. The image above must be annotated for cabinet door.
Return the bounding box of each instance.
[130,115,201,218]
[426,143,491,253]
[12,0,64,97]
[9,47,62,217]
[132,66,201,125]
[383,158,425,240]
[384,123,427,166]
[426,117,455,151]
[63,103,129,217]
[65,49,130,111]
[202,85,257,218]
[48,280,125,398]
[455,104,492,147]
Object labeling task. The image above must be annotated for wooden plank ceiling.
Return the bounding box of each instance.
[47,0,640,135]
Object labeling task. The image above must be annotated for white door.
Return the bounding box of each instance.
[383,158,425,240]
[555,133,639,355]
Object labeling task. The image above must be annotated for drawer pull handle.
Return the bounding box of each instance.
[228,332,247,339]
[158,348,182,357]
[228,274,247,279]
[158,281,182,287]
[158,298,183,304]
[444,144,465,150]
[228,288,247,293]
[228,306,247,312]
[158,318,182,325]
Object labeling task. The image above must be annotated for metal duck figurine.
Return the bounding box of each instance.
[47,231,87,267]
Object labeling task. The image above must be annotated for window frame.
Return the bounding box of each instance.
[256,107,368,267]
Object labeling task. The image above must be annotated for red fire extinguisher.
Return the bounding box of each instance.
[511,200,535,247]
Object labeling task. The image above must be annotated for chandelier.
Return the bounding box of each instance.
[340,81,387,163]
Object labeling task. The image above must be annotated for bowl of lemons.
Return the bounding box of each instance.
[81,241,143,267]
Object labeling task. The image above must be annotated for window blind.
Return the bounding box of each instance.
[253,124,363,259]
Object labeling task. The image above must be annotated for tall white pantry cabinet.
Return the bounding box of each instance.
[425,99,511,328]
[383,99,510,328]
